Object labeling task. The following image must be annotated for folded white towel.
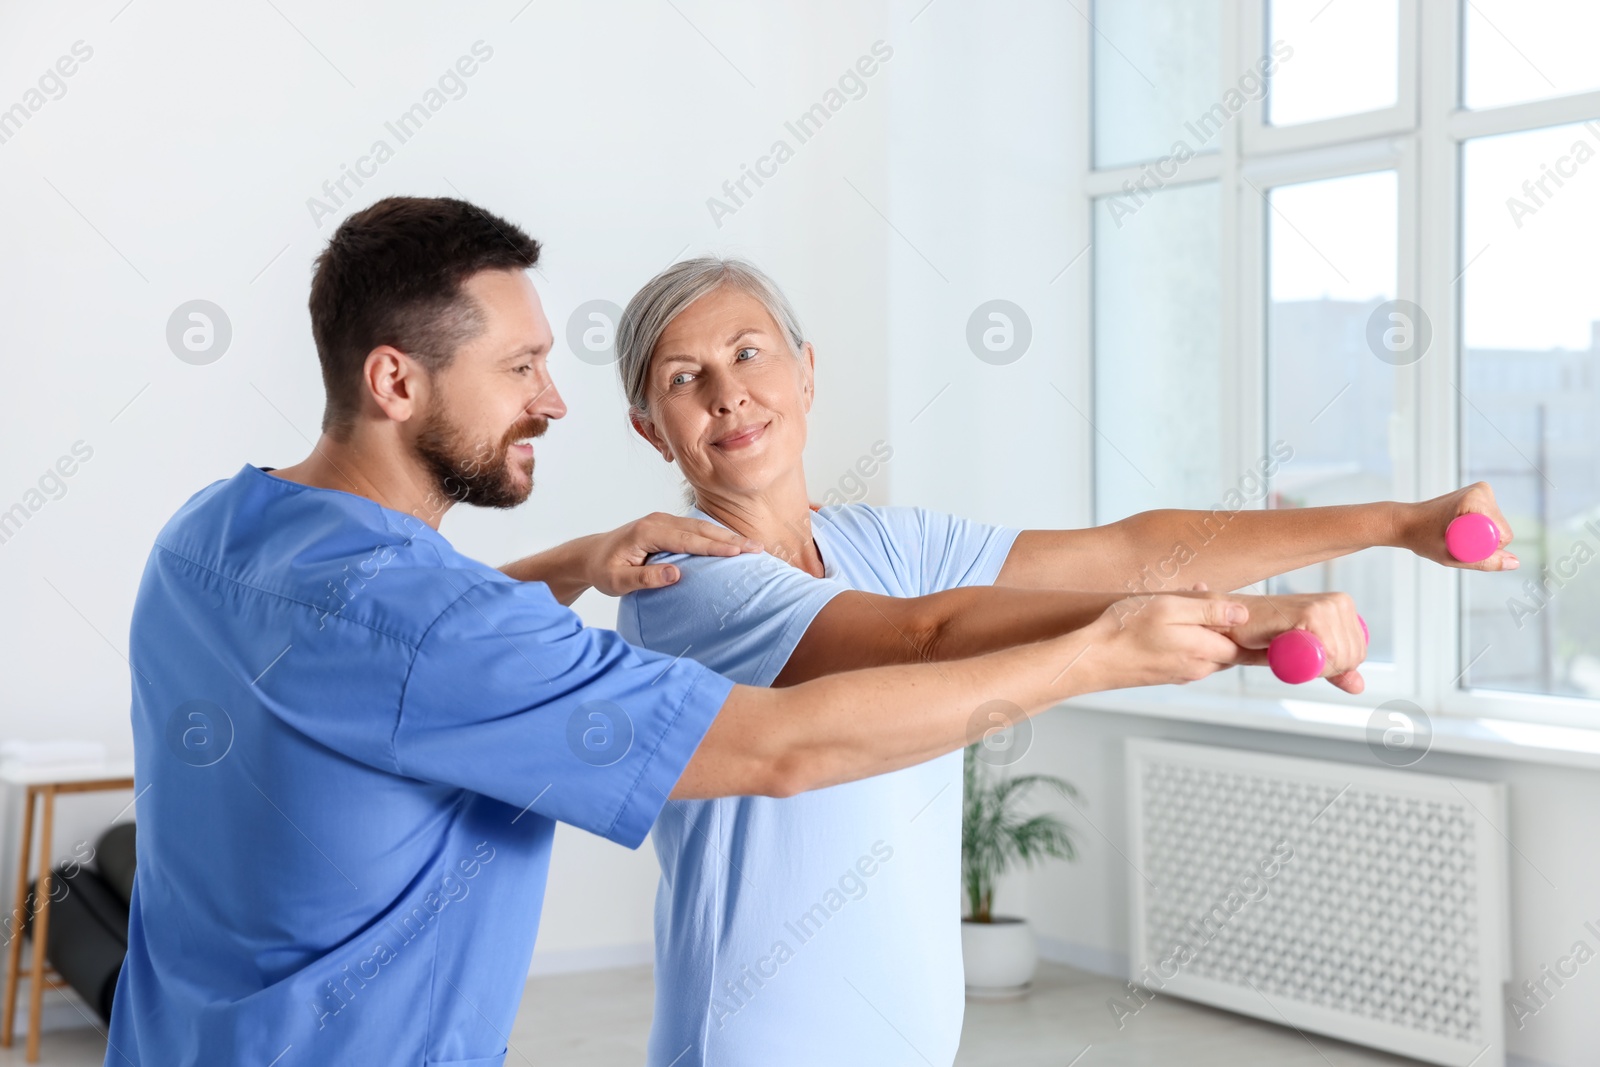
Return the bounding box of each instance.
[0,740,108,767]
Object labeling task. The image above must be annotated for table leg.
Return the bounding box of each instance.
[1,787,36,1048]
[24,788,53,1064]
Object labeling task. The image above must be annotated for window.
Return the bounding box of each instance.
[1459,123,1600,701]
[1087,1,1600,723]
[1265,171,1400,666]
[1092,182,1222,523]
[1462,1,1600,111]
[1092,0,1222,169]
[1266,0,1398,126]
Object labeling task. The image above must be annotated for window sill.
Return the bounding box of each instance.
[1062,687,1600,772]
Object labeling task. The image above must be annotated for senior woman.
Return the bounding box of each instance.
[612,258,1512,1066]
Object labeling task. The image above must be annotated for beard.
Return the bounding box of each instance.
[414,404,547,510]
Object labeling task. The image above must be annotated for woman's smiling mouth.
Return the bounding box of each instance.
[712,421,769,451]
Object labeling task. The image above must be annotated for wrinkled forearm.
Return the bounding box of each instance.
[772,584,1124,688]
[998,502,1401,594]
[1114,503,1401,592]
[922,586,1121,661]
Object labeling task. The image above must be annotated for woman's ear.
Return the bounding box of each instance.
[799,341,816,412]
[629,410,674,463]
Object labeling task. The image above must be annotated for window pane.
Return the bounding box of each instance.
[1264,171,1400,665]
[1460,124,1600,699]
[1093,182,1222,523]
[1093,0,1221,169]
[1266,0,1398,126]
[1464,0,1600,110]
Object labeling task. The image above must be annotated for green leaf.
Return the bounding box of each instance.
[960,743,1080,920]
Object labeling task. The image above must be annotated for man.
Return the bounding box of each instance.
[106,196,1265,1066]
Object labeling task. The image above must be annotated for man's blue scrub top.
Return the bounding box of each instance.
[106,465,734,1067]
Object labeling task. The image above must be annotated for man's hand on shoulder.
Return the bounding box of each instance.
[500,513,763,604]
[587,513,763,596]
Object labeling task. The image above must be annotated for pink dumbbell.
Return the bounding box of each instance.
[1269,614,1368,685]
[1445,512,1500,563]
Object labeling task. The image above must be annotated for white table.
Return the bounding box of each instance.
[0,761,135,1063]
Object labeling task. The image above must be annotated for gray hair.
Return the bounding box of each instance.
[616,256,805,415]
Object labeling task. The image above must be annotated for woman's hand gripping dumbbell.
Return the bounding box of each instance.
[1177,508,1508,691]
[1396,484,1516,570]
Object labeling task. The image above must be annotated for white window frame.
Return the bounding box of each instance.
[1429,5,1600,729]
[1083,0,1600,729]
[1241,0,1420,156]
[1234,137,1420,708]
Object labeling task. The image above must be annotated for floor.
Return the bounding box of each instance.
[8,963,1433,1066]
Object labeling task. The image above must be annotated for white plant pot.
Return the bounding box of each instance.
[961,917,1037,999]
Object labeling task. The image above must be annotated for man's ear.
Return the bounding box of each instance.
[629,410,674,462]
[364,345,424,424]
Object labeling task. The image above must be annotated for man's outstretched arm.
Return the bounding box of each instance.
[675,594,1253,799]
[770,584,1367,693]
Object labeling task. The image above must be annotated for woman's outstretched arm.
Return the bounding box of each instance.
[991,482,1516,595]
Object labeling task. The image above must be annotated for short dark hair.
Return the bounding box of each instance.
[308,196,541,434]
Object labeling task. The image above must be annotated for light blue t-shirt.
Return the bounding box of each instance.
[108,465,734,1067]
[618,503,1020,1067]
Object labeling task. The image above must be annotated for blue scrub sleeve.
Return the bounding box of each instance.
[395,576,735,848]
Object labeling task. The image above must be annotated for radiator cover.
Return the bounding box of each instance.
[1125,739,1509,1067]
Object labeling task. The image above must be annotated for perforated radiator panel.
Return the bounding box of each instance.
[1126,740,1509,1067]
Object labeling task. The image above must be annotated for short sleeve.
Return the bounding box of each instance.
[910,506,1020,594]
[618,549,853,688]
[824,505,1017,595]
[395,575,735,848]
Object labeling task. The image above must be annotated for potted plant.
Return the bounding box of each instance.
[960,743,1079,998]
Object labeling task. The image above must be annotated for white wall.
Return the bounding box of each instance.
[885,0,1088,532]
[0,0,889,971]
